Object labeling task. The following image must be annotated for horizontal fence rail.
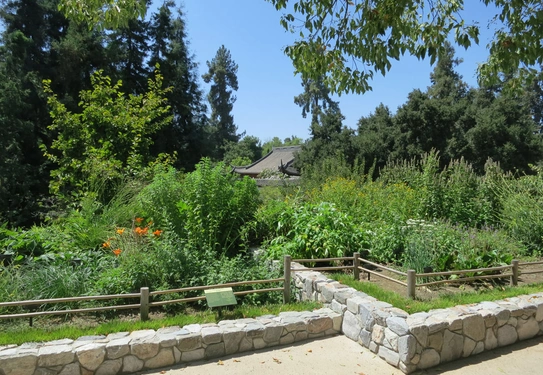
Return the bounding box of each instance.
[290,255,540,300]
[2,255,542,321]
[358,266,407,287]
[0,276,287,322]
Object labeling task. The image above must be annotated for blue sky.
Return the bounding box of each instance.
[168,1,500,143]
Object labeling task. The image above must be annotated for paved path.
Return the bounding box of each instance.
[141,334,543,375]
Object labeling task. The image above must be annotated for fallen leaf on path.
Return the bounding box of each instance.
[307,349,312,353]
[233,359,241,362]
[217,360,224,365]
[273,357,282,364]
[160,372,167,374]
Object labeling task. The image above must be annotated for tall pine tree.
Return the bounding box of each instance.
[202,45,239,159]
[148,1,209,170]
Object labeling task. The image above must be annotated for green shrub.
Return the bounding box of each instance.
[178,159,260,255]
[267,202,366,259]
[364,220,408,264]
[136,166,185,235]
[499,170,543,253]
[21,262,93,303]
[0,266,24,308]
[401,221,518,273]
[453,226,518,271]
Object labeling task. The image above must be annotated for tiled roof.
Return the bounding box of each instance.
[232,146,301,175]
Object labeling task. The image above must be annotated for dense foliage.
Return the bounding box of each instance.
[3,0,543,317]
[270,0,543,94]
[295,44,543,176]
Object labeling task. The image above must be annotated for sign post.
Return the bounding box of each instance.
[204,287,237,318]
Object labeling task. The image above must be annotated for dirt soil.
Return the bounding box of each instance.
[355,262,543,300]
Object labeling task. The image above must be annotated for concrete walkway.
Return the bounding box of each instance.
[141,334,543,375]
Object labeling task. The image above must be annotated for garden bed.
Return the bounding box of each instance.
[354,260,543,301]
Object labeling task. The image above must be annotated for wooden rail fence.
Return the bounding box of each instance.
[0,277,286,322]
[2,255,542,322]
[287,254,543,299]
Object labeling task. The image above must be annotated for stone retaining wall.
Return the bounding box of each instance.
[292,262,543,373]
[0,309,342,375]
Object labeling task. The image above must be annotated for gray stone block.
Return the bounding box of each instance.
[418,349,440,369]
[342,311,361,341]
[386,316,409,336]
[398,334,416,363]
[176,334,202,352]
[462,314,485,342]
[37,345,74,367]
[145,348,175,369]
[75,343,106,371]
[378,345,400,367]
[201,326,222,344]
[106,337,130,359]
[205,343,225,359]
[0,353,37,375]
[440,330,463,363]
[181,348,205,362]
[497,324,518,347]
[517,317,539,340]
[95,358,122,375]
[122,355,144,373]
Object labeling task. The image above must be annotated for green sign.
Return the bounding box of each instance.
[204,287,237,308]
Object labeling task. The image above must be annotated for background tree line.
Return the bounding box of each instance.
[0,0,267,228]
[295,44,543,177]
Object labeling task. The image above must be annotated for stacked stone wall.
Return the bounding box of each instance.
[0,309,341,375]
[292,263,543,373]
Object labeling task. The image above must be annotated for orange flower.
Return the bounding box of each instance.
[116,228,125,235]
[102,242,111,248]
[153,229,163,237]
[134,226,149,236]
[135,217,144,225]
[112,249,122,257]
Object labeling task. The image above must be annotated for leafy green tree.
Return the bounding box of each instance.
[105,17,150,95]
[202,45,240,159]
[223,135,263,166]
[0,51,39,226]
[42,69,172,200]
[525,67,543,133]
[269,0,543,94]
[355,104,398,171]
[148,1,210,170]
[462,88,543,173]
[294,77,339,138]
[262,136,303,154]
[391,44,473,165]
[296,106,357,173]
[58,0,146,30]
[0,0,77,225]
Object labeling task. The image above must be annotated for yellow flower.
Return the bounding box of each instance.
[116,228,125,235]
[102,242,111,248]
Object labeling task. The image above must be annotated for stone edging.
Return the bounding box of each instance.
[292,262,543,373]
[0,309,342,375]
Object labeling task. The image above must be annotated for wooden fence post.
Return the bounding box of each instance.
[407,270,416,299]
[140,287,149,321]
[511,259,519,286]
[284,255,291,304]
[353,252,360,281]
